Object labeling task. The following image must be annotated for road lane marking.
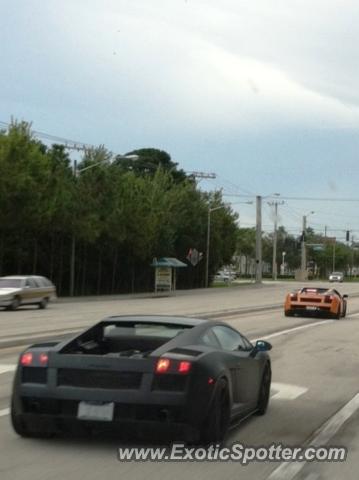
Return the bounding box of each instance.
[0,365,16,375]
[0,408,10,417]
[271,382,308,401]
[253,320,334,342]
[267,392,359,480]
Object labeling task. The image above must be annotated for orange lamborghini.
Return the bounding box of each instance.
[284,287,348,319]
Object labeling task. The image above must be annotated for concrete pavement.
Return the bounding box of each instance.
[1,283,359,479]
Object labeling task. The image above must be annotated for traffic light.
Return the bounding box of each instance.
[346,230,350,242]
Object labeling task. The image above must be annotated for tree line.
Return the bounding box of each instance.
[0,121,238,295]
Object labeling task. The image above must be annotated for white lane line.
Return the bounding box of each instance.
[0,365,16,375]
[268,392,359,480]
[0,408,10,417]
[271,382,308,401]
[253,320,334,342]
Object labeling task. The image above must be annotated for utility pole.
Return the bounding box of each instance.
[268,200,284,280]
[205,208,211,288]
[69,160,77,297]
[300,211,314,280]
[255,196,262,284]
[301,215,307,278]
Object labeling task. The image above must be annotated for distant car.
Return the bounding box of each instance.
[329,272,344,282]
[214,271,235,282]
[284,287,348,319]
[0,275,56,310]
[11,315,272,444]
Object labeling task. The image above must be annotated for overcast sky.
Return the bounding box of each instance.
[2,0,359,239]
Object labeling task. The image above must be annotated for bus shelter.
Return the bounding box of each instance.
[151,257,187,294]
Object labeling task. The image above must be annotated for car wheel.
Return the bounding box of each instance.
[334,306,341,320]
[342,302,347,318]
[256,364,271,416]
[8,296,20,311]
[284,310,293,317]
[200,378,230,445]
[38,298,49,309]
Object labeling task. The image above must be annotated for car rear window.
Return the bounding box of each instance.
[103,322,191,339]
[301,288,328,294]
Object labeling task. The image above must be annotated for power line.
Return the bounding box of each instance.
[0,120,93,151]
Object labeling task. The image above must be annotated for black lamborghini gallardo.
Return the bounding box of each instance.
[11,315,272,443]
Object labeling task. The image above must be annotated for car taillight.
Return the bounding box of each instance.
[39,353,49,366]
[290,293,298,301]
[20,352,33,366]
[178,361,192,374]
[325,295,333,303]
[155,358,171,374]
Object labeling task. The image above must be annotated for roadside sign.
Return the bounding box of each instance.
[155,267,172,291]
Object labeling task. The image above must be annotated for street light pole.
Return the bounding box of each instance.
[205,208,211,288]
[69,159,77,297]
[268,200,284,281]
[255,195,262,284]
[206,205,227,288]
[205,201,253,288]
[301,211,314,280]
[301,214,307,277]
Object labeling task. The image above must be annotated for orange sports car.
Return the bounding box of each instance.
[284,287,348,319]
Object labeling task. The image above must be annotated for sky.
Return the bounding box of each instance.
[1,0,359,240]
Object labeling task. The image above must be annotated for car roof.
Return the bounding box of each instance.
[0,276,28,280]
[103,315,209,327]
[0,275,48,280]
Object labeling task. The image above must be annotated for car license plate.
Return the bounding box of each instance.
[306,306,317,311]
[77,401,114,421]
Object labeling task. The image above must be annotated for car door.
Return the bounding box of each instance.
[211,326,261,411]
[22,277,39,304]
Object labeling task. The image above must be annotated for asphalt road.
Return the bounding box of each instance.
[0,281,359,480]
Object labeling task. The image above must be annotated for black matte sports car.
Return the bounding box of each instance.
[11,315,272,444]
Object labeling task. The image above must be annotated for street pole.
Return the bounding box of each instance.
[301,215,307,280]
[255,195,262,284]
[273,201,278,280]
[205,208,211,288]
[69,160,77,297]
[282,251,286,275]
[268,200,284,281]
[333,239,336,272]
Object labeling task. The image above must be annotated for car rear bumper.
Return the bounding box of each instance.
[285,305,335,317]
[13,394,200,439]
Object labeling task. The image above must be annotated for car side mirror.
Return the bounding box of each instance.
[343,294,348,298]
[254,340,272,352]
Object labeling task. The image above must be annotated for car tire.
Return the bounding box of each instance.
[334,306,341,320]
[8,296,20,311]
[284,310,293,317]
[200,378,230,445]
[342,302,347,318]
[256,364,271,416]
[38,298,49,309]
